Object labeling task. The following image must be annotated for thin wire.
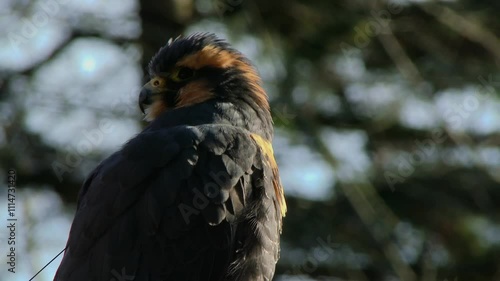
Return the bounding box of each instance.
[29,247,66,281]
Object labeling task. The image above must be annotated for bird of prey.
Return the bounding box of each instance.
[54,33,286,281]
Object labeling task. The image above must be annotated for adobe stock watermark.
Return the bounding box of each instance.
[8,0,69,50]
[51,94,139,182]
[339,2,403,56]
[110,267,134,281]
[284,235,339,278]
[213,0,243,17]
[273,104,296,125]
[51,119,114,182]
[384,128,447,190]
[178,170,232,224]
[385,74,500,190]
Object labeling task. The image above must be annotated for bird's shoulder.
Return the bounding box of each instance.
[56,124,281,280]
[66,123,274,254]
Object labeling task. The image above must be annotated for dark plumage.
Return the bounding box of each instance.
[54,33,286,281]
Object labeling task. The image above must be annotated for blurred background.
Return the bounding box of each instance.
[1,0,500,280]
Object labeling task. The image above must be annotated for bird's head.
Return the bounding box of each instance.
[139,33,270,122]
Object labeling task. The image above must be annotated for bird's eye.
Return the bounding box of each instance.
[151,77,165,88]
[172,67,194,82]
[151,77,166,88]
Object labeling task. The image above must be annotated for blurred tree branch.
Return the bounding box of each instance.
[419,3,500,62]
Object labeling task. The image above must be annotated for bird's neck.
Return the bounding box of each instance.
[147,99,273,140]
[213,71,274,140]
[213,98,273,140]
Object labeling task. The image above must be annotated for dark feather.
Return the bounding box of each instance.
[55,124,282,281]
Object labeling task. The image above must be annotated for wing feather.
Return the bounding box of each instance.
[55,124,281,281]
